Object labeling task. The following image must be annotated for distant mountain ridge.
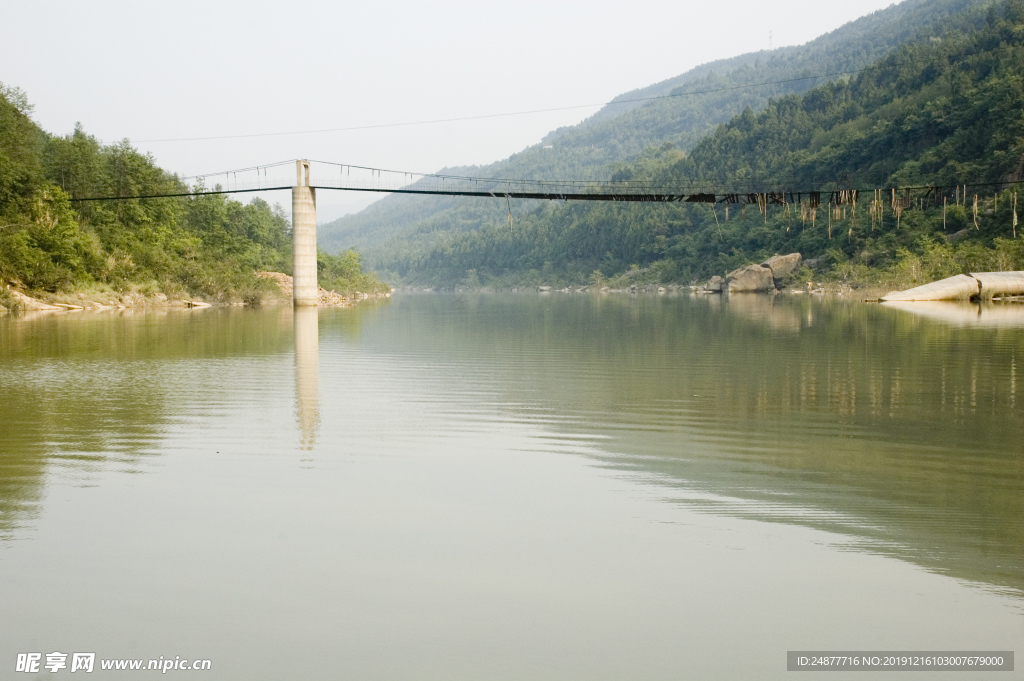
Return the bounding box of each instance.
[319,0,990,268]
[372,0,1024,289]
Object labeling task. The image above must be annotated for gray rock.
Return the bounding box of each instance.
[726,265,775,293]
[803,258,822,270]
[705,275,725,293]
[880,273,980,301]
[761,253,802,287]
[6,290,63,311]
[947,229,971,244]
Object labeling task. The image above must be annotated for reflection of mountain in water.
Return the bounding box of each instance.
[0,308,295,538]
[3,296,1021,596]
[352,293,1024,595]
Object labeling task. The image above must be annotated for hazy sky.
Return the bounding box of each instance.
[3,0,897,219]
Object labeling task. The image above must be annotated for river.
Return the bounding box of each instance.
[1,293,1021,679]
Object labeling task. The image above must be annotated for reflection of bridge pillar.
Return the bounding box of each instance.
[292,159,318,307]
[294,306,320,450]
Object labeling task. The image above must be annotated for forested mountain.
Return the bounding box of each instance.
[372,0,1024,290]
[0,89,385,303]
[320,0,991,264]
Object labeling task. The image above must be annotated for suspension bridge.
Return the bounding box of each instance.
[68,158,759,305]
[69,158,1023,306]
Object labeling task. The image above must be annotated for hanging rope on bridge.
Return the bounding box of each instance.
[67,158,1024,214]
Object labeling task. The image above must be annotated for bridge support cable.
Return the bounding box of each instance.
[66,158,1024,204]
[69,182,1024,204]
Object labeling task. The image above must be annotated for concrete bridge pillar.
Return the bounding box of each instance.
[292,160,318,307]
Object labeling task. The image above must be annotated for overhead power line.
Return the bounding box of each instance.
[136,55,951,144]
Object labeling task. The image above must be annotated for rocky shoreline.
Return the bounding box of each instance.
[254,271,391,307]
[696,252,872,298]
[1,271,392,314]
[435,252,868,297]
[0,286,216,314]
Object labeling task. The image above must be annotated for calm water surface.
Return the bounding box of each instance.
[1,293,1022,679]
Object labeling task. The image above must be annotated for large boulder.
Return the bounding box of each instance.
[880,274,980,301]
[705,275,725,293]
[5,289,63,311]
[947,229,971,244]
[973,271,1024,298]
[726,264,775,293]
[761,253,802,287]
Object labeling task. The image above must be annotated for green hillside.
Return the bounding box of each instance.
[0,90,386,305]
[320,0,990,264]
[373,0,1024,290]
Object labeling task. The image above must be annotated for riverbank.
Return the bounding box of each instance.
[0,285,218,313]
[255,272,391,307]
[0,271,392,314]
[408,250,888,300]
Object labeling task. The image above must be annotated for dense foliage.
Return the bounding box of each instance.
[0,92,387,303]
[364,0,1024,290]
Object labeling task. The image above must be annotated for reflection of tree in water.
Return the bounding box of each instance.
[317,297,389,340]
[0,308,294,539]
[357,293,1024,595]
